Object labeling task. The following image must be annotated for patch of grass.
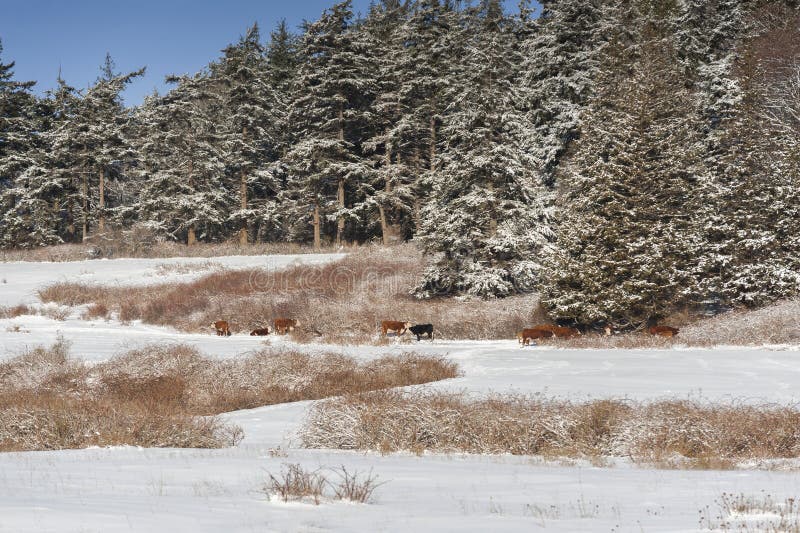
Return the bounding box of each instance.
[0,341,458,452]
[700,492,800,532]
[0,304,33,319]
[0,226,342,263]
[265,464,328,505]
[263,464,383,505]
[152,260,223,276]
[301,391,800,467]
[81,302,109,320]
[39,245,539,342]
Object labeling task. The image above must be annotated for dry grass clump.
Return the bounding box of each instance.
[0,304,34,319]
[0,226,342,263]
[263,463,383,505]
[700,492,800,532]
[0,303,71,321]
[301,391,800,468]
[556,331,678,349]
[0,339,240,451]
[680,299,800,346]
[81,302,109,320]
[97,346,459,414]
[39,245,539,341]
[0,341,457,452]
[555,298,800,348]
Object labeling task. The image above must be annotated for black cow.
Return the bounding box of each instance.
[409,324,434,341]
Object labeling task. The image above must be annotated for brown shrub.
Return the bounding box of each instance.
[1,235,341,263]
[301,391,800,467]
[0,341,457,452]
[82,302,109,320]
[0,304,33,319]
[263,464,383,505]
[39,245,539,342]
[265,464,328,505]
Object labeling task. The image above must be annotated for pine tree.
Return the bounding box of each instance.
[1,76,82,247]
[135,73,229,244]
[415,1,552,298]
[700,8,800,307]
[40,57,144,242]
[282,0,374,248]
[213,23,282,245]
[541,6,704,327]
[519,0,611,183]
[355,0,418,244]
[266,19,300,93]
[0,40,44,247]
[395,0,462,231]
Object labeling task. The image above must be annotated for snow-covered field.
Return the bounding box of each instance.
[1,254,800,532]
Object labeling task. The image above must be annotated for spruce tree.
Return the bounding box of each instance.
[42,57,144,242]
[213,23,282,245]
[701,9,800,307]
[519,0,610,183]
[541,6,704,327]
[356,0,418,244]
[395,0,461,231]
[0,40,44,247]
[415,1,551,298]
[282,0,374,248]
[136,73,229,244]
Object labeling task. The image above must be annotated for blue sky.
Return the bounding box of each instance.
[1,0,523,107]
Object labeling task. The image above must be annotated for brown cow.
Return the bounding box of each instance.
[273,318,300,335]
[250,327,271,336]
[536,324,582,339]
[212,320,231,337]
[517,327,554,346]
[381,320,411,337]
[648,325,679,337]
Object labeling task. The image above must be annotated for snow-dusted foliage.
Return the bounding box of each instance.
[698,8,800,307]
[281,0,374,247]
[519,0,611,183]
[0,41,49,247]
[541,4,706,326]
[415,1,553,298]
[212,24,284,245]
[135,72,230,244]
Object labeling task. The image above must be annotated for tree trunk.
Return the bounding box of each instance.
[429,115,436,171]
[336,178,345,247]
[239,168,248,246]
[336,103,345,247]
[487,181,497,236]
[313,202,321,251]
[98,168,105,233]
[81,172,88,242]
[378,143,392,245]
[187,159,196,246]
[239,127,249,246]
[413,146,422,233]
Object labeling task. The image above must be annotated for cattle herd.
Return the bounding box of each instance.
[212,318,678,345]
[211,318,299,336]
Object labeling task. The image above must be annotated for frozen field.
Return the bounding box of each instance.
[1,254,799,532]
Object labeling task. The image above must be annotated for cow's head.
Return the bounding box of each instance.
[404,322,412,330]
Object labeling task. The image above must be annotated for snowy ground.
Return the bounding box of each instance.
[1,254,799,532]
